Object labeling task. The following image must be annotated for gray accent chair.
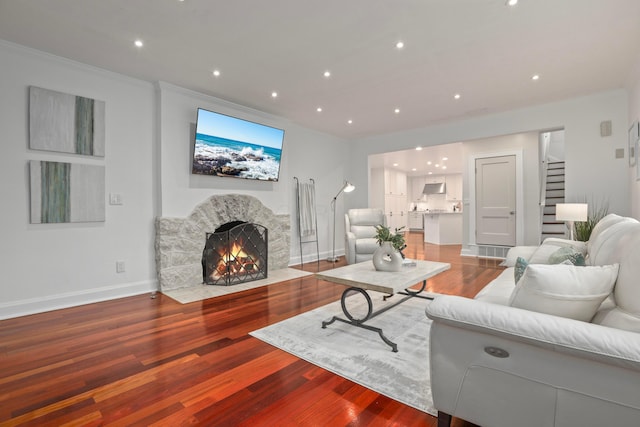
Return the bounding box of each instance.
[344,208,385,264]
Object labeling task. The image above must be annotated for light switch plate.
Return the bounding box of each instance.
[109,193,123,205]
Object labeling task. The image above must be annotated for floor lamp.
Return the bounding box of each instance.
[328,181,355,263]
[556,203,588,240]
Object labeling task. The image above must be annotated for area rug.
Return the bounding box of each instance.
[249,292,437,415]
[162,268,313,304]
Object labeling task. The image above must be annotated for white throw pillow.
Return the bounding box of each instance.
[501,246,538,267]
[527,239,588,264]
[509,263,619,322]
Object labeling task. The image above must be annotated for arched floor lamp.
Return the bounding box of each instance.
[328,181,355,263]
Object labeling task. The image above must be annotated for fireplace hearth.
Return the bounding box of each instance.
[202,221,268,286]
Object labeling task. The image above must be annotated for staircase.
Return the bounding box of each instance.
[540,161,567,242]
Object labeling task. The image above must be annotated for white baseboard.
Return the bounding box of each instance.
[289,249,344,267]
[0,279,158,320]
[460,247,477,257]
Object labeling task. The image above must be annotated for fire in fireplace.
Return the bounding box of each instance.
[201,221,268,286]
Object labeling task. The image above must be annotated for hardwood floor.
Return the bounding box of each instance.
[0,232,503,426]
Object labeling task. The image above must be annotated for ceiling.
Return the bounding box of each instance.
[1,0,639,141]
[370,143,464,176]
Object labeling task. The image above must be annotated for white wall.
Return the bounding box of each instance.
[0,41,157,319]
[462,132,540,247]
[156,83,352,266]
[350,90,630,228]
[629,60,640,219]
[0,42,352,319]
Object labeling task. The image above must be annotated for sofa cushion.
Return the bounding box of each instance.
[355,238,378,254]
[585,220,640,330]
[508,263,619,322]
[501,246,538,267]
[474,268,516,305]
[586,213,629,257]
[514,257,529,284]
[527,239,587,264]
[548,246,586,266]
[587,217,639,266]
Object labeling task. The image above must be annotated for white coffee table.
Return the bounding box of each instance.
[315,259,450,352]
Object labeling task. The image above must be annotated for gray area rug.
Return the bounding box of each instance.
[250,291,436,415]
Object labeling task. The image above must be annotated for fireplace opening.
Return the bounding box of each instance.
[201,221,268,286]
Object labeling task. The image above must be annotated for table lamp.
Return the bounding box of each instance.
[556,203,588,240]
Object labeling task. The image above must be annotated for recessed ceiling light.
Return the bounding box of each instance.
[394,108,400,114]
[271,91,278,98]
[412,168,417,171]
[428,171,433,175]
[442,166,447,170]
[316,107,322,112]
[532,74,540,81]
[454,94,461,100]
[506,0,518,5]
[323,70,331,78]
[396,41,404,49]
[435,164,440,168]
[416,146,422,151]
[212,69,221,77]
[347,119,353,124]
[427,161,432,165]
[393,163,399,167]
[442,157,448,161]
[134,39,144,48]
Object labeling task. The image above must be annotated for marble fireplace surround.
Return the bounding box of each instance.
[155,194,290,291]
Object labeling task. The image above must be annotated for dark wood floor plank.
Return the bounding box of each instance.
[0,233,499,426]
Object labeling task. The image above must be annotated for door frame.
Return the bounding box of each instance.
[467,149,525,249]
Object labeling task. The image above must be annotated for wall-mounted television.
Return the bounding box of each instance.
[192,108,285,181]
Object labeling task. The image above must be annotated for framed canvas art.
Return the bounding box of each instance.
[29,86,105,157]
[30,161,105,223]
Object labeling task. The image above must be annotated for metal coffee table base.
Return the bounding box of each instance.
[321,280,433,352]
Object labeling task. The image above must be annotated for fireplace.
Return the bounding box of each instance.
[201,221,268,286]
[155,194,290,292]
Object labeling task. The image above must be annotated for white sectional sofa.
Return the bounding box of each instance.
[426,214,640,427]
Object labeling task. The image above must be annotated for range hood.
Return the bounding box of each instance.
[422,182,446,195]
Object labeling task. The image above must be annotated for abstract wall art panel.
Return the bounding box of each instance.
[30,161,105,223]
[29,86,105,157]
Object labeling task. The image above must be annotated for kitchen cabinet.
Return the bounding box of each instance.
[385,194,407,231]
[409,176,426,201]
[383,169,407,195]
[423,212,462,244]
[445,174,462,201]
[425,174,444,184]
[410,174,447,201]
[408,211,423,230]
[370,168,407,231]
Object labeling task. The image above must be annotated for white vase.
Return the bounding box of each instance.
[372,241,403,272]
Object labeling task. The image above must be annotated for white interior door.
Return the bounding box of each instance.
[476,155,516,246]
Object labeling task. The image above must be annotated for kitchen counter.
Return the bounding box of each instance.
[423,212,462,244]
[424,211,461,215]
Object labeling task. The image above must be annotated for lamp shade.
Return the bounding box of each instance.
[556,203,588,222]
[343,182,355,193]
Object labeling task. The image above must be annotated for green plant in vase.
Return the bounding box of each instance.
[374,224,407,258]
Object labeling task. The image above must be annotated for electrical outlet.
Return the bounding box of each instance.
[116,260,126,273]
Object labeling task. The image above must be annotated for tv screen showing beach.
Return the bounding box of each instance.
[192,108,285,181]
